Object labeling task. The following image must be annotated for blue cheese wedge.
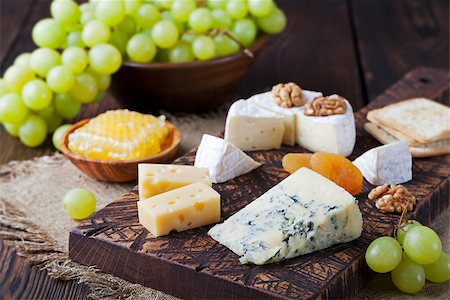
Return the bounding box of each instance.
[194,134,261,183]
[247,90,323,146]
[224,100,285,151]
[353,140,412,185]
[295,96,356,157]
[208,168,363,265]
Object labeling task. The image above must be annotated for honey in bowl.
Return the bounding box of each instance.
[68,110,169,161]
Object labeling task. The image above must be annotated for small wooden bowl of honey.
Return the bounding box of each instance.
[61,119,181,182]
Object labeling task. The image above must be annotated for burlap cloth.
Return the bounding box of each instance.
[0,110,448,299]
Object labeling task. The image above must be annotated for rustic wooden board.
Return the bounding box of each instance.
[69,67,449,299]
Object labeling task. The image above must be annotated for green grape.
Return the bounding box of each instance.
[212,9,232,29]
[115,15,137,36]
[232,19,257,47]
[396,220,421,245]
[181,33,196,44]
[257,7,286,34]
[108,30,129,56]
[142,28,153,37]
[80,9,96,25]
[82,20,111,47]
[423,251,450,283]
[79,3,92,14]
[135,4,160,29]
[169,42,194,63]
[66,31,85,48]
[189,8,213,33]
[36,103,55,119]
[391,254,425,294]
[52,124,72,151]
[161,11,185,34]
[0,79,9,97]
[19,114,48,147]
[248,0,274,17]
[51,0,81,26]
[21,79,53,110]
[0,93,29,124]
[172,0,196,22]
[127,33,156,63]
[89,44,122,75]
[156,0,173,9]
[214,35,240,57]
[46,66,75,93]
[87,69,111,91]
[62,47,88,74]
[71,73,98,104]
[3,65,36,93]
[365,236,402,273]
[32,18,65,49]
[14,53,31,67]
[62,188,96,220]
[54,93,81,119]
[226,0,248,20]
[192,36,215,61]
[152,20,179,49]
[154,48,170,63]
[207,0,226,9]
[95,0,125,26]
[403,226,442,265]
[63,22,82,33]
[3,122,21,137]
[124,0,143,15]
[30,48,61,77]
[93,90,106,103]
[40,107,62,133]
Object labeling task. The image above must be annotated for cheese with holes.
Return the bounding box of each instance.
[138,164,211,200]
[295,96,356,156]
[353,140,412,185]
[224,100,285,151]
[247,90,323,145]
[208,168,363,265]
[194,134,261,183]
[138,182,221,237]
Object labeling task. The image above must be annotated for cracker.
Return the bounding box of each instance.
[364,122,450,158]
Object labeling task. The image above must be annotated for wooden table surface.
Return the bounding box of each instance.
[0,0,448,298]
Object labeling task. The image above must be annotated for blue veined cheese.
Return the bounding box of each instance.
[208,168,363,265]
[247,90,323,146]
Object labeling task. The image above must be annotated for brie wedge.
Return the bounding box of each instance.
[353,140,412,185]
[295,96,356,157]
[194,134,261,183]
[224,100,285,151]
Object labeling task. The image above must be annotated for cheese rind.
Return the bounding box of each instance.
[295,97,356,157]
[224,100,285,151]
[138,182,221,237]
[208,168,363,265]
[353,140,412,185]
[138,164,211,200]
[194,134,261,183]
[247,90,323,145]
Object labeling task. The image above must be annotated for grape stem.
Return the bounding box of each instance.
[393,198,414,239]
[208,29,255,58]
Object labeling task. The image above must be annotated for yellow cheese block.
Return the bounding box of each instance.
[137,182,221,237]
[138,164,212,200]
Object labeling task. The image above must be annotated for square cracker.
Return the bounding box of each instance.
[368,98,450,143]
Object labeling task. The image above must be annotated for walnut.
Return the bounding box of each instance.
[368,184,416,213]
[271,82,304,108]
[304,95,347,116]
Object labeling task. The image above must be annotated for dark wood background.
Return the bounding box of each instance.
[0,0,448,298]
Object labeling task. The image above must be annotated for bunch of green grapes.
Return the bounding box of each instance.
[365,220,450,294]
[1,0,286,148]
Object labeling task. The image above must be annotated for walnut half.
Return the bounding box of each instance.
[271,82,304,108]
[368,184,416,213]
[304,95,347,116]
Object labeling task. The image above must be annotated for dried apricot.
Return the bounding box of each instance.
[282,153,312,174]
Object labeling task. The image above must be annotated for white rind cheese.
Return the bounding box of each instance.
[247,90,323,146]
[208,168,363,265]
[224,100,285,151]
[295,97,356,157]
[353,140,412,185]
[194,134,261,183]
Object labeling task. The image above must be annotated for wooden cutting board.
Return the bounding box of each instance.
[69,67,449,299]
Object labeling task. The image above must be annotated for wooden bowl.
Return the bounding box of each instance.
[110,35,269,113]
[60,119,181,182]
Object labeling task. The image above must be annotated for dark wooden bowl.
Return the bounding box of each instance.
[60,119,181,182]
[110,35,269,113]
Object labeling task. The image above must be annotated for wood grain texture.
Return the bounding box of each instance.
[69,67,450,300]
[350,0,450,100]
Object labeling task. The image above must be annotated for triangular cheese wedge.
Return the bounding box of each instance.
[194,134,261,183]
